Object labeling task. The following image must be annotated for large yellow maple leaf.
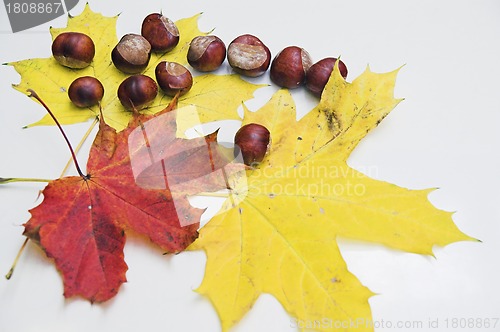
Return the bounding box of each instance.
[7,5,262,130]
[189,66,475,331]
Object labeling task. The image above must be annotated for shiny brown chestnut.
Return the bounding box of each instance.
[234,123,270,166]
[52,32,95,69]
[111,34,151,74]
[141,13,180,52]
[305,57,348,97]
[117,74,158,111]
[227,34,271,77]
[270,46,312,89]
[155,61,193,97]
[68,76,104,108]
[187,35,226,72]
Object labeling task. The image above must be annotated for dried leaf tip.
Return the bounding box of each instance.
[5,238,29,280]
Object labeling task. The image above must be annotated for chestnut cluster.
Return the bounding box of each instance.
[51,31,104,108]
[270,47,347,95]
[185,34,347,97]
[183,36,348,166]
[110,12,190,111]
[50,12,349,166]
[51,13,192,111]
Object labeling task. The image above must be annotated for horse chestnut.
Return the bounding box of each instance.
[52,32,95,69]
[234,123,270,166]
[68,76,104,108]
[305,57,348,97]
[187,35,226,72]
[112,34,151,74]
[141,13,180,52]
[227,34,271,77]
[117,74,158,111]
[155,61,193,97]
[270,46,312,89]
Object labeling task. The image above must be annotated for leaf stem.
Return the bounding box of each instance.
[59,116,99,177]
[27,89,88,180]
[0,177,52,184]
[5,238,29,280]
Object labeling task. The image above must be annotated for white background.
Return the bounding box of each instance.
[1,0,499,331]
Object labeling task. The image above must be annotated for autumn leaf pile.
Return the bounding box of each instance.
[3,5,474,331]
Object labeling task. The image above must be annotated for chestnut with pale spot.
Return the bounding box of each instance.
[270,46,312,89]
[52,32,95,69]
[155,61,193,97]
[227,34,271,77]
[141,13,180,52]
[187,35,226,72]
[111,34,151,74]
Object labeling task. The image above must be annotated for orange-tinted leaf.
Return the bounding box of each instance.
[23,100,235,302]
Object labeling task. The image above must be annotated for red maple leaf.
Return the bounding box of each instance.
[23,97,234,303]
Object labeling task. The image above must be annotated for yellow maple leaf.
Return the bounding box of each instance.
[189,65,476,331]
[7,5,262,131]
